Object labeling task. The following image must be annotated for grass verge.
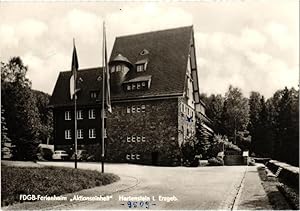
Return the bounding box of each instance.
[257,166,292,210]
[1,165,120,206]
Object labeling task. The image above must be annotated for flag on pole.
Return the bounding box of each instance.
[103,23,112,113]
[70,39,79,100]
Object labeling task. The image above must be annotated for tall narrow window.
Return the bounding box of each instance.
[77,129,83,139]
[142,136,146,142]
[127,85,131,91]
[90,91,98,99]
[132,83,136,90]
[136,106,140,113]
[116,65,122,72]
[126,107,131,113]
[77,110,83,120]
[65,129,71,139]
[111,66,115,73]
[141,105,146,112]
[88,109,96,119]
[65,111,71,120]
[131,106,136,113]
[142,82,146,88]
[137,83,141,90]
[89,129,96,139]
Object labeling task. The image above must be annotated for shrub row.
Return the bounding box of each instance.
[266,160,299,188]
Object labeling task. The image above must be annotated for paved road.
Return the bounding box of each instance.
[6,162,248,210]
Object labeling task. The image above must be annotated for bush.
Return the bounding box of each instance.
[208,157,224,166]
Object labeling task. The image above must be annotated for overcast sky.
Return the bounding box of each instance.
[0,1,298,98]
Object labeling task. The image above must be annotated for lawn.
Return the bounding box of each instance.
[1,165,120,206]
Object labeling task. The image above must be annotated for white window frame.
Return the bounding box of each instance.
[127,85,131,91]
[77,129,83,139]
[142,136,146,142]
[137,64,144,72]
[65,129,71,139]
[111,66,115,73]
[116,65,122,72]
[141,105,146,112]
[88,109,96,119]
[131,136,136,142]
[136,106,140,113]
[132,83,136,90]
[89,128,96,139]
[127,107,131,113]
[137,83,141,90]
[131,106,136,113]
[65,111,71,120]
[127,136,131,142]
[77,110,83,120]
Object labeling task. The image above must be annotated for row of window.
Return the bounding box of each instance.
[111,65,130,73]
[110,63,146,74]
[180,103,194,117]
[126,136,146,143]
[126,105,146,113]
[126,81,147,91]
[65,129,96,139]
[65,109,96,120]
[126,154,140,160]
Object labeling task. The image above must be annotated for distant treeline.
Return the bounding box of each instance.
[1,57,53,160]
[201,86,299,166]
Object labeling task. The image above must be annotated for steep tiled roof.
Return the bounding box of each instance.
[49,67,103,107]
[50,26,193,107]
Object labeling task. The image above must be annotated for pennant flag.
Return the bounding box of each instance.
[103,22,112,113]
[70,39,79,100]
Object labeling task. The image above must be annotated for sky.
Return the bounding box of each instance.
[0,0,299,98]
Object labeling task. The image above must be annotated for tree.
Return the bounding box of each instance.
[33,90,53,144]
[277,87,299,165]
[248,91,261,154]
[222,85,249,143]
[1,57,42,160]
[195,117,211,159]
[203,94,224,134]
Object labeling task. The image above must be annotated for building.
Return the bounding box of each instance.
[49,26,213,166]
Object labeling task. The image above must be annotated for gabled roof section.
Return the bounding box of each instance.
[50,26,194,107]
[49,67,103,107]
[110,25,193,96]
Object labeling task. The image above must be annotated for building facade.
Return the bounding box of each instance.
[49,26,213,166]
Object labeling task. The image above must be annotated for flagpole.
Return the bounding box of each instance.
[101,22,105,173]
[73,38,78,169]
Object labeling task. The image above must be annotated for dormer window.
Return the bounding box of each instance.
[135,59,148,72]
[140,49,149,55]
[123,75,152,92]
[137,64,144,72]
